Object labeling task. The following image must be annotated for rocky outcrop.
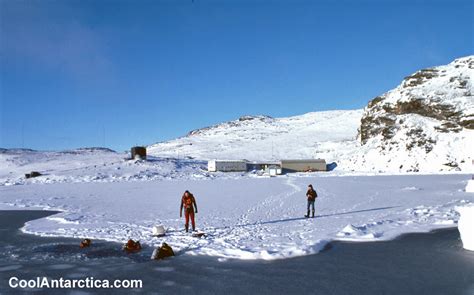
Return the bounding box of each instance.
[359,56,473,145]
[356,56,473,172]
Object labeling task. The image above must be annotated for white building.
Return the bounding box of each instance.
[266,165,282,176]
[208,160,248,172]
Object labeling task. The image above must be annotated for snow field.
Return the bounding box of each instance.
[0,149,210,186]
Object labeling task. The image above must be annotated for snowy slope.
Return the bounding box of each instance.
[0,148,208,186]
[148,110,363,162]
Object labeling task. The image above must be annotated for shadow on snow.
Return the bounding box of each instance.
[233,206,400,228]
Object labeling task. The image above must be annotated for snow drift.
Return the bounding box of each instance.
[456,204,474,251]
[466,179,474,192]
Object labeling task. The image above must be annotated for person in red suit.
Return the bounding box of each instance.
[180,190,198,232]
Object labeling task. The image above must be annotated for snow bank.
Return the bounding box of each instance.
[465,179,474,192]
[456,204,474,251]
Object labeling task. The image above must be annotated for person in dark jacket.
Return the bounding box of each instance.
[305,184,318,218]
[180,190,198,232]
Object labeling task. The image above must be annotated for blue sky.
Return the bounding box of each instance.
[1,0,472,151]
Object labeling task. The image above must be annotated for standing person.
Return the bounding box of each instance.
[305,184,318,218]
[180,190,198,232]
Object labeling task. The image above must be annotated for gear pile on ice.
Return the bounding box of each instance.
[123,239,142,253]
[151,242,175,260]
[79,238,91,248]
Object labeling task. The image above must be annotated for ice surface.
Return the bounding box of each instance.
[1,174,472,260]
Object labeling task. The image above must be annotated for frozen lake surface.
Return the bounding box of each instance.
[2,174,473,260]
[0,210,473,294]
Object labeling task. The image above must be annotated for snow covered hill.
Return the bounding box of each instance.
[148,110,363,162]
[149,56,474,173]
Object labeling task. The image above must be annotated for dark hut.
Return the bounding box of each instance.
[131,146,147,160]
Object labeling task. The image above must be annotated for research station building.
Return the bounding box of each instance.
[280,159,327,172]
[207,160,248,172]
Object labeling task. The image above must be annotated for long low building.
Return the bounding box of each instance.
[207,160,248,172]
[208,159,327,173]
[280,159,327,172]
[246,161,281,171]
